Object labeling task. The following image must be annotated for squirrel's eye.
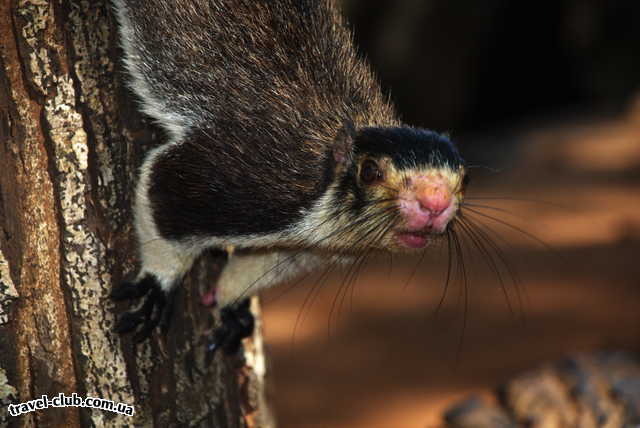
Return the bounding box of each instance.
[360,160,383,185]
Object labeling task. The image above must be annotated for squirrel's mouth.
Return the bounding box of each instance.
[396,231,429,249]
[394,217,454,249]
[394,229,440,249]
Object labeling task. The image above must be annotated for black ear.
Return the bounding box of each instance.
[333,120,356,166]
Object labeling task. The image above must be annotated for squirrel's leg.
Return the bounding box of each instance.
[111,150,199,341]
[207,250,327,354]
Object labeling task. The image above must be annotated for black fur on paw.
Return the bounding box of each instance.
[110,274,155,300]
[112,274,175,342]
[205,299,254,359]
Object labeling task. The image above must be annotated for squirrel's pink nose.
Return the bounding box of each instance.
[416,186,451,217]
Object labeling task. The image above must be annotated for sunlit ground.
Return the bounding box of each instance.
[261,104,640,428]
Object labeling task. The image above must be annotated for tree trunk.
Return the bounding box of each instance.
[0,1,271,427]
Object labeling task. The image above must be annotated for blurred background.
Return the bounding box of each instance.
[261,1,640,426]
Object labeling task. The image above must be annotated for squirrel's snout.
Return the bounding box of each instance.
[398,174,458,235]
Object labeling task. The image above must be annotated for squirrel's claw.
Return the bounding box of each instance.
[110,275,154,300]
[205,299,254,361]
[112,274,173,342]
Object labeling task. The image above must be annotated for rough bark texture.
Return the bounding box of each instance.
[0,1,271,427]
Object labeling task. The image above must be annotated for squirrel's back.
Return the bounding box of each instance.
[115,0,397,144]
[114,0,402,239]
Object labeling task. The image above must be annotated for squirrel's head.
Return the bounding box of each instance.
[323,124,467,253]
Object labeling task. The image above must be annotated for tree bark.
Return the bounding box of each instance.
[0,1,271,427]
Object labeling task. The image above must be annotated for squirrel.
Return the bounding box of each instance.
[110,0,468,354]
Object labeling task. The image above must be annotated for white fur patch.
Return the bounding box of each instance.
[215,251,339,306]
[133,143,196,291]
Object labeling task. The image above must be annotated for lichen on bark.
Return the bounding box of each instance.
[0,248,18,325]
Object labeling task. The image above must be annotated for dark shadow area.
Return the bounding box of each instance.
[344,0,640,133]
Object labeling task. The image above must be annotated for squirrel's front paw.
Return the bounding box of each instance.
[206,299,254,358]
[111,274,175,342]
